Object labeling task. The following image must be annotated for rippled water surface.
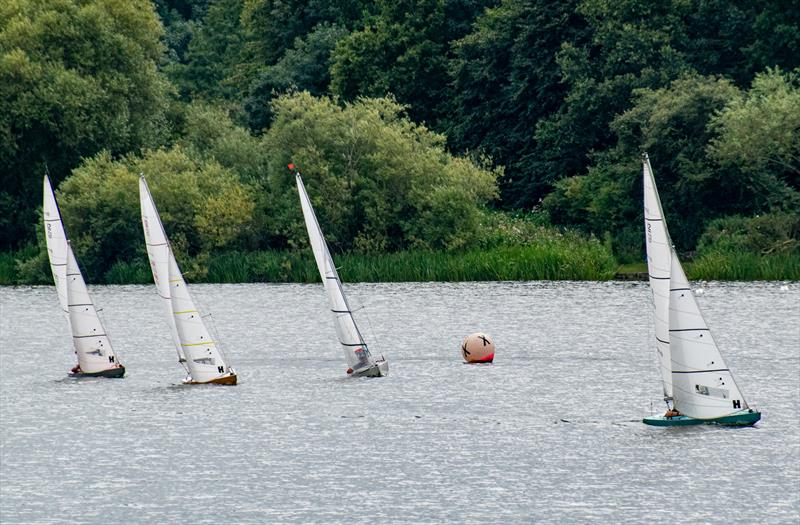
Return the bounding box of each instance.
[1,281,798,524]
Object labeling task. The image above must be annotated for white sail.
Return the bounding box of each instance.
[65,243,119,373]
[296,173,377,371]
[167,254,231,383]
[642,155,673,399]
[43,175,68,315]
[139,175,232,383]
[668,248,748,418]
[139,176,186,366]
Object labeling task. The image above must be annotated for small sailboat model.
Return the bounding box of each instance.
[43,175,125,378]
[293,165,388,378]
[139,175,237,385]
[642,154,760,426]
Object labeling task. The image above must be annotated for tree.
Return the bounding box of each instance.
[708,67,800,197]
[170,0,246,101]
[54,148,256,279]
[261,92,500,252]
[544,74,741,258]
[243,23,350,131]
[448,0,587,207]
[330,0,497,129]
[0,0,171,250]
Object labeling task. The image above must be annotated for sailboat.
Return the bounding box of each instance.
[139,175,237,385]
[641,154,760,426]
[293,165,388,378]
[43,175,125,378]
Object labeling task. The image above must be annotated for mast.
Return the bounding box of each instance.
[642,154,674,402]
[138,175,188,371]
[294,169,373,369]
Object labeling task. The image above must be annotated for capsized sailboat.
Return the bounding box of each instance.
[641,154,760,426]
[293,165,388,378]
[139,175,237,385]
[43,175,125,378]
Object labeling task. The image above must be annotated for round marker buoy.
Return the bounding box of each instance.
[461,332,495,363]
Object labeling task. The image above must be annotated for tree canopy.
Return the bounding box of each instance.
[2,0,798,273]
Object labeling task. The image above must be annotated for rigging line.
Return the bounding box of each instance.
[357,300,383,359]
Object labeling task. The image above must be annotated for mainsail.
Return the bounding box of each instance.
[668,247,748,418]
[139,175,233,382]
[167,252,230,383]
[65,243,120,373]
[295,173,375,371]
[642,155,673,400]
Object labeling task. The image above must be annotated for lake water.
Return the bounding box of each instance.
[1,281,798,524]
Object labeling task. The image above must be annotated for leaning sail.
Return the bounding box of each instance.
[43,175,69,315]
[65,243,119,373]
[295,174,373,370]
[139,176,186,366]
[668,248,748,418]
[643,155,673,399]
[139,174,232,383]
[167,254,230,383]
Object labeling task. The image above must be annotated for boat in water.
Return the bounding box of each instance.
[641,154,760,426]
[293,165,388,378]
[43,175,125,378]
[139,175,237,385]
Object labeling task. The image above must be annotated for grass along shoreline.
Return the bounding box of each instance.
[1,242,617,285]
[2,244,798,285]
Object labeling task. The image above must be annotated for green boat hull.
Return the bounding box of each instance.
[69,366,126,379]
[643,409,760,427]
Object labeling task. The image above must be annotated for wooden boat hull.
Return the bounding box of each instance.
[643,409,761,427]
[69,366,125,379]
[184,373,237,386]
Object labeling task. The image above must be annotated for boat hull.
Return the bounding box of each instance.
[184,373,238,386]
[352,359,389,378]
[69,366,125,379]
[643,409,761,427]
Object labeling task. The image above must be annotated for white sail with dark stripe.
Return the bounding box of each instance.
[641,154,758,426]
[43,175,122,376]
[668,247,748,418]
[65,243,119,373]
[643,155,673,399]
[295,171,387,376]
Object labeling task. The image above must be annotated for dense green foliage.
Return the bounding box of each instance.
[2,0,799,281]
[1,0,171,249]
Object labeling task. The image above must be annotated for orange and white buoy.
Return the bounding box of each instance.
[461,332,495,363]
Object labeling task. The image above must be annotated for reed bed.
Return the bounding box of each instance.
[203,242,617,283]
[689,250,800,281]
